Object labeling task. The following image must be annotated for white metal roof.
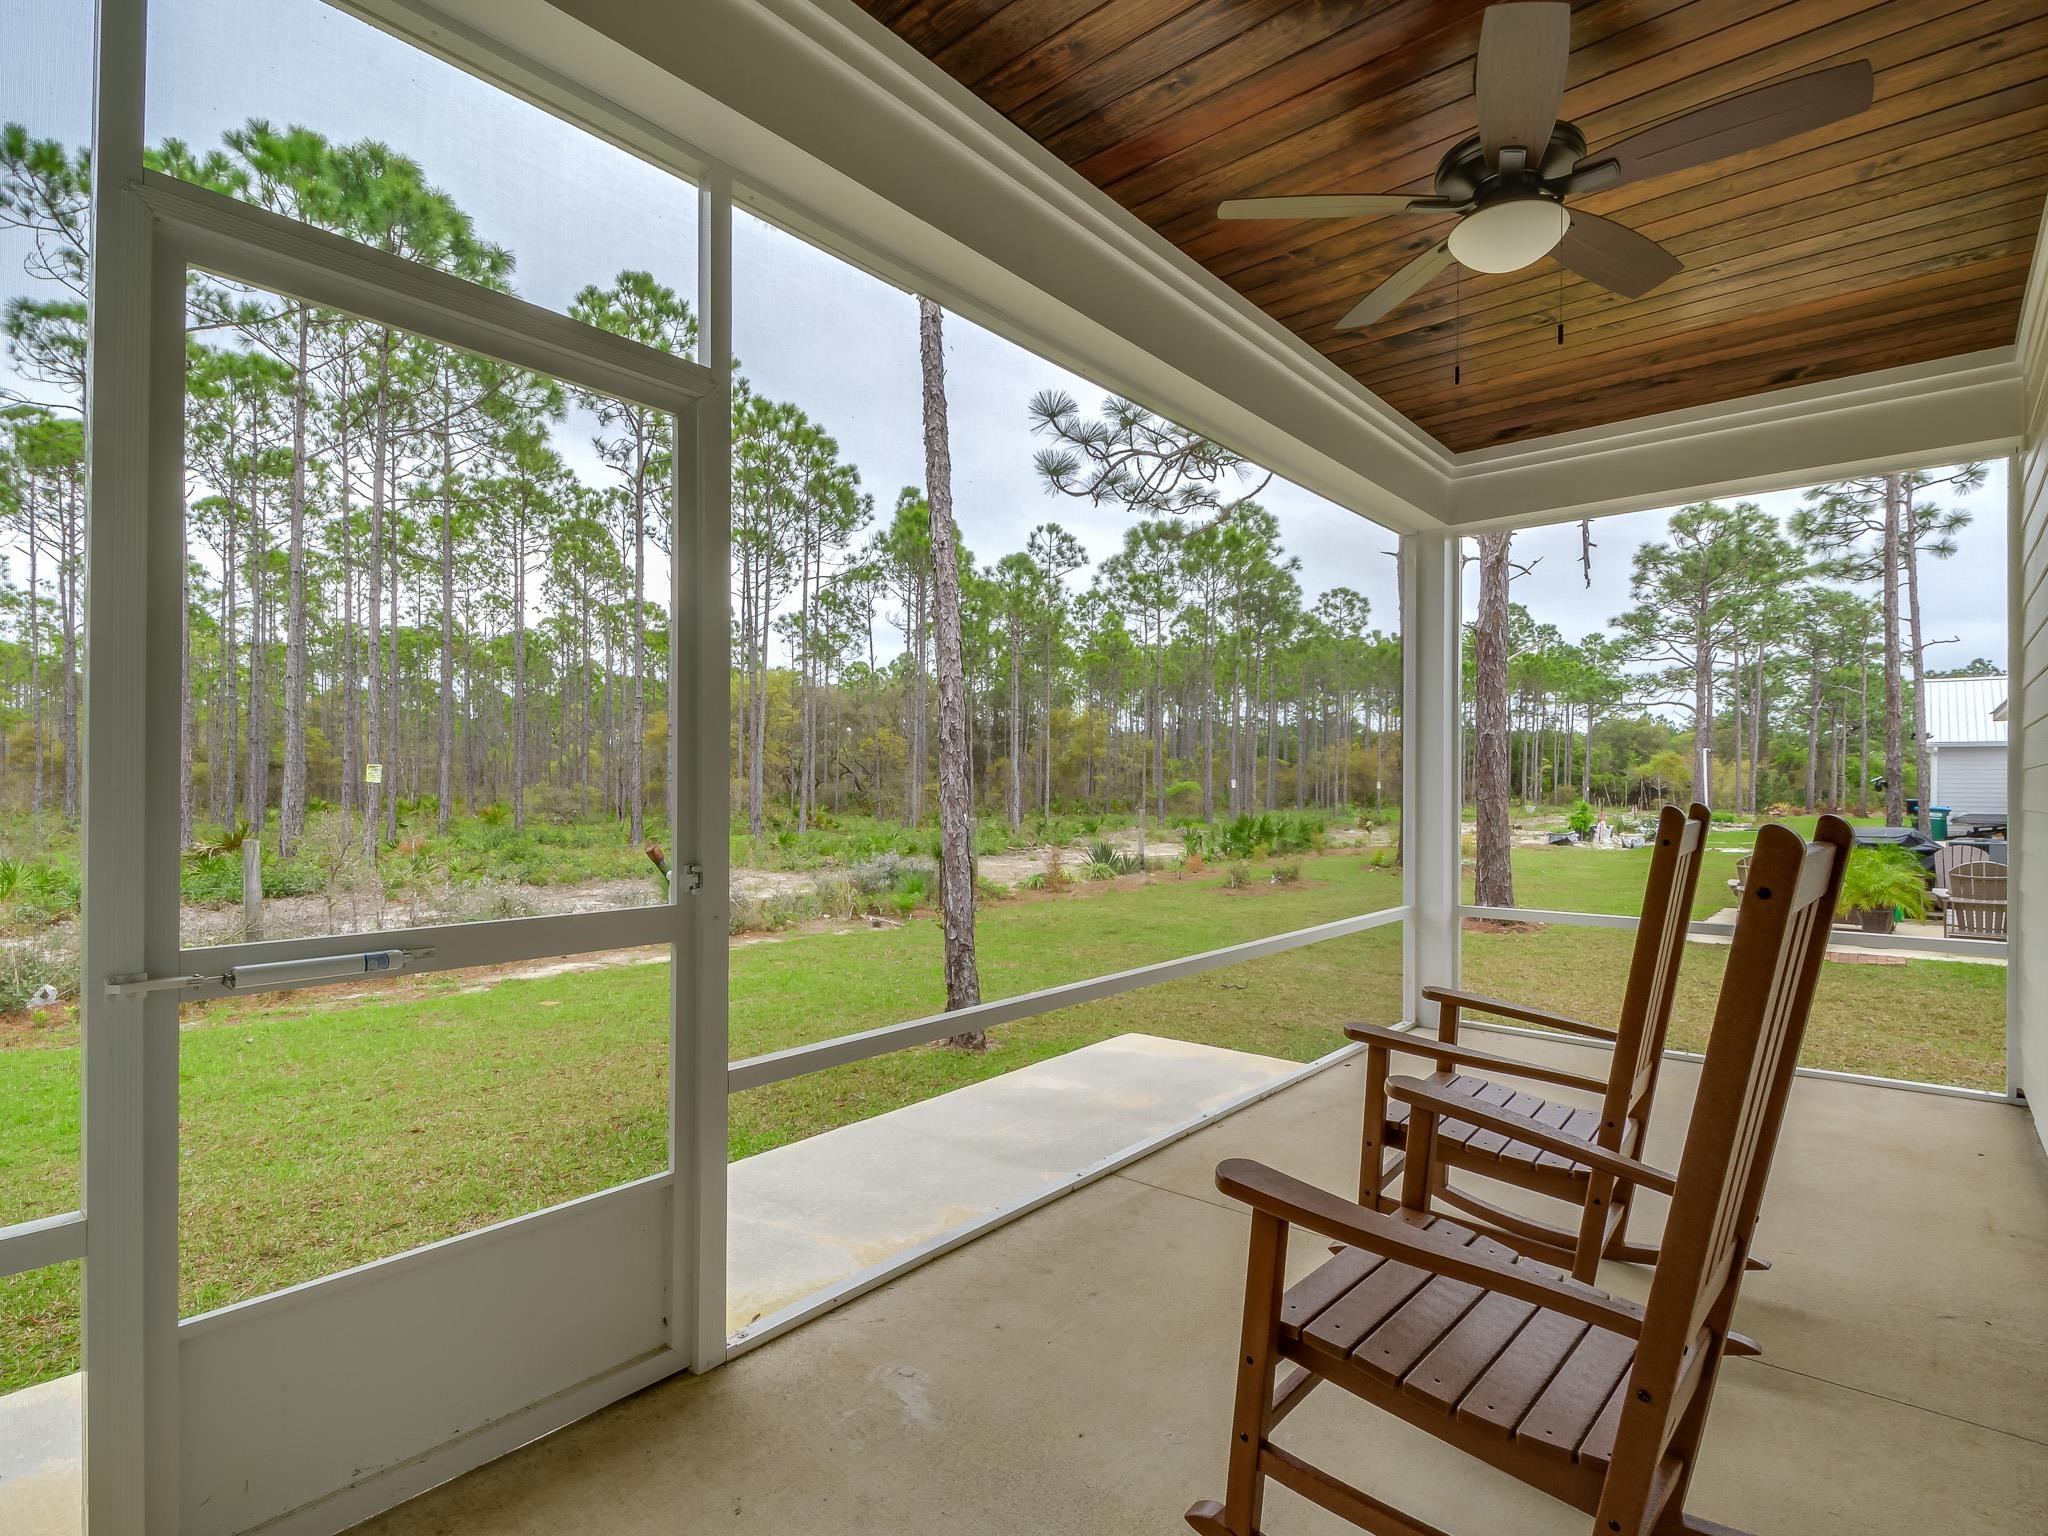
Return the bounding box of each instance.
[1922,675,2009,747]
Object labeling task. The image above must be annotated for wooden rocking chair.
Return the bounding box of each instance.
[1186,816,1851,1536]
[1346,802,1711,1284]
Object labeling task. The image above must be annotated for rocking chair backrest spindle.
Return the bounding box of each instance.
[1597,802,1711,1150]
[1597,816,1851,1533]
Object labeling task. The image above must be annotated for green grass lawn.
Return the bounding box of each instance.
[1464,816,1886,919]
[0,852,1403,1392]
[1462,926,2005,1092]
[1459,835,2006,1091]
[0,830,2003,1395]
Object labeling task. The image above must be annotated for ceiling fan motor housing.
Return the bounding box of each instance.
[1434,121,1588,203]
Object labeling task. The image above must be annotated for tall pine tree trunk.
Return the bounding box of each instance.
[363,333,390,857]
[436,394,456,834]
[513,525,529,832]
[60,482,79,822]
[1473,532,1515,909]
[27,496,42,820]
[280,305,312,855]
[1007,621,1022,830]
[1903,494,1933,835]
[919,297,984,1042]
[629,450,648,845]
[1881,473,1905,826]
[180,508,194,846]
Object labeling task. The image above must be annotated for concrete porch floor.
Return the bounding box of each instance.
[349,1030,2048,1536]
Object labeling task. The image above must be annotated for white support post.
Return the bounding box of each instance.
[672,166,733,1372]
[2006,450,2026,1106]
[82,1,181,1529]
[1402,532,1462,1026]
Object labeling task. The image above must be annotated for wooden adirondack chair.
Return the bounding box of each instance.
[1939,860,2008,940]
[1185,816,1851,1536]
[1346,802,1711,1284]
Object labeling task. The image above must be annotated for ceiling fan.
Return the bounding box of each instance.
[1217,2,1874,331]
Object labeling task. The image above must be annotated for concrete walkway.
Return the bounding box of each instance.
[727,1034,1301,1332]
[0,1373,77,1536]
[1700,906,2008,965]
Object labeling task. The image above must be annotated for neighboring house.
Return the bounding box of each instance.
[1923,674,2009,818]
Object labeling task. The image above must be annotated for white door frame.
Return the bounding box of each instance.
[75,23,732,1516]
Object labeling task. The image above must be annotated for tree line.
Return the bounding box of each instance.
[1,119,1404,872]
[1466,470,1984,907]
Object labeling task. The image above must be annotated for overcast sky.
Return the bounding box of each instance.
[3,0,2010,671]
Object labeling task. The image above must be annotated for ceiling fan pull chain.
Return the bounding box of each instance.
[1556,203,1566,346]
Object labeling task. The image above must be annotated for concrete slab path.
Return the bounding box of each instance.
[726,1033,1300,1332]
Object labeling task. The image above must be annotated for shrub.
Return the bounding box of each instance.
[1204,811,1327,861]
[20,861,80,912]
[1039,847,1072,892]
[1182,850,1206,875]
[1270,860,1302,886]
[1224,861,1253,890]
[188,821,249,860]
[1082,840,1143,878]
[446,879,539,923]
[812,873,857,920]
[1568,799,1595,838]
[850,853,917,895]
[521,786,586,826]
[0,939,77,1013]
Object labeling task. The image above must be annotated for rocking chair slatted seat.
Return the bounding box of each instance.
[1348,802,1712,1283]
[1186,816,1852,1536]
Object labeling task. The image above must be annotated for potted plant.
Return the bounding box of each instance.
[1834,846,1930,934]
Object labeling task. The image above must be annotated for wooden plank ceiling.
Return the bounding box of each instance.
[857,0,2048,452]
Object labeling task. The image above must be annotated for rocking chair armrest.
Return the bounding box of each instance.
[1386,1076,1678,1197]
[1213,1158,1643,1339]
[1341,1023,1609,1095]
[1418,985,1618,1041]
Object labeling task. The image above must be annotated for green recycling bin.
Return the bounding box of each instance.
[1930,806,1950,839]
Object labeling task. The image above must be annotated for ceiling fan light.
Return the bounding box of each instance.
[1447,198,1570,273]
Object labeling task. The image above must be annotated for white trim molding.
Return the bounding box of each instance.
[1445,348,2026,530]
[1461,904,2011,962]
[728,906,1406,1092]
[0,1211,88,1278]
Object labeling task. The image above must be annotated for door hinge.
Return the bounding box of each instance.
[683,862,704,893]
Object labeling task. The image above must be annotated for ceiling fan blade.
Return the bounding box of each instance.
[1556,211,1681,299]
[1596,60,1873,186]
[1217,195,1458,220]
[1337,241,1456,331]
[1475,3,1572,169]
